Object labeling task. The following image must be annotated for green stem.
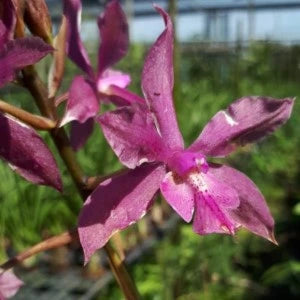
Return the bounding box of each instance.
[21,66,140,299]
[105,243,140,300]
[22,67,57,120]
[0,99,56,130]
[1,230,78,270]
[22,67,88,198]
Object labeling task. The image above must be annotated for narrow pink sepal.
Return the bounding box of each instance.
[141,5,184,150]
[63,0,93,77]
[97,0,129,76]
[0,113,62,191]
[102,84,145,105]
[0,269,23,299]
[160,172,194,222]
[0,37,53,88]
[60,76,99,127]
[0,0,16,46]
[189,96,295,157]
[96,104,169,169]
[78,163,166,263]
[208,163,277,243]
[102,95,132,107]
[70,119,94,151]
[97,69,131,94]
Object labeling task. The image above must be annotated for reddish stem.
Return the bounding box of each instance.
[0,230,78,270]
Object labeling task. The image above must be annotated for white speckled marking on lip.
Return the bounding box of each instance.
[187,171,208,192]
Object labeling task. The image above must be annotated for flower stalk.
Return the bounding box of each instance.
[0,99,56,130]
[104,243,139,300]
[0,230,78,271]
[21,64,140,299]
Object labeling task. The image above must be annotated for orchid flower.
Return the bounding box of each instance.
[0,0,53,88]
[61,0,143,150]
[78,6,294,262]
[0,269,23,299]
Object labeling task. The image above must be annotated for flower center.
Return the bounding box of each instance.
[167,150,209,177]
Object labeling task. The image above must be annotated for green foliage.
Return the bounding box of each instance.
[262,260,300,288]
[1,41,300,298]
[129,225,247,300]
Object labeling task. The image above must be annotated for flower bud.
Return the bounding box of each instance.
[24,0,52,44]
[12,0,26,37]
[0,0,25,38]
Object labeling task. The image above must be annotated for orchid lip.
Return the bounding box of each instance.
[187,171,208,192]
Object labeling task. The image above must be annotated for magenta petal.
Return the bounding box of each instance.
[191,171,239,235]
[141,6,184,150]
[160,172,194,222]
[208,163,276,243]
[60,76,99,127]
[0,37,53,88]
[78,163,166,263]
[97,104,169,168]
[0,113,62,191]
[189,96,294,157]
[63,0,93,77]
[0,269,23,299]
[199,172,240,209]
[0,0,16,46]
[193,193,236,236]
[97,0,129,76]
[70,119,94,151]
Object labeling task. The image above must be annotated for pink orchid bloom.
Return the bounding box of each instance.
[0,0,53,88]
[0,269,23,299]
[61,0,143,150]
[78,6,294,262]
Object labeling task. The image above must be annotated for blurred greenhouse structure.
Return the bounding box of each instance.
[1,0,300,299]
[48,0,300,43]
